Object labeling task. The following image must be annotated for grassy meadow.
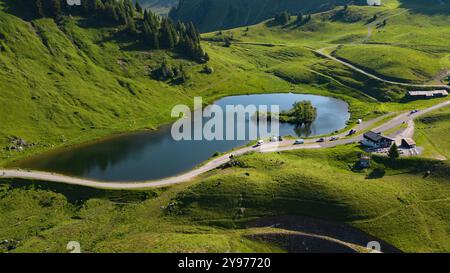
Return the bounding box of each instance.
[0,0,449,253]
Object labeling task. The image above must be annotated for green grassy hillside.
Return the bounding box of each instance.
[333,45,450,84]
[0,2,297,166]
[0,8,188,162]
[204,2,450,86]
[0,0,449,254]
[1,145,449,252]
[2,1,449,166]
[170,0,368,32]
[173,146,450,252]
[0,1,414,167]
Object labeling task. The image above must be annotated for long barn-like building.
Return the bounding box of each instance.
[407,90,448,99]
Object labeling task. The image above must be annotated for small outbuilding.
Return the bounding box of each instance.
[359,154,371,169]
[401,138,416,149]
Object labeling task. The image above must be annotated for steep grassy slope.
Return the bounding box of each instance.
[171,146,450,252]
[0,4,299,165]
[170,0,450,33]
[204,2,450,86]
[1,145,449,252]
[170,0,368,32]
[0,180,283,253]
[0,10,187,162]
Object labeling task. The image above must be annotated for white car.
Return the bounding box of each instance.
[294,139,305,145]
[257,140,264,146]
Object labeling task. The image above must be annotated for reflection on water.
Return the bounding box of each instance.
[14,93,350,182]
[294,123,313,137]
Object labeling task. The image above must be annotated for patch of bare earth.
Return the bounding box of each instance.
[246,215,402,253]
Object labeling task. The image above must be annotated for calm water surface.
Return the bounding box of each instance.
[14,93,350,181]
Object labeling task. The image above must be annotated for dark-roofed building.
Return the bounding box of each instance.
[362,131,394,148]
[401,138,416,149]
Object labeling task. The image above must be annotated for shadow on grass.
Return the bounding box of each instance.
[371,155,450,180]
[366,167,386,179]
[399,0,450,15]
[0,178,159,204]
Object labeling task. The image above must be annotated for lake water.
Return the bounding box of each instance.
[14,93,350,181]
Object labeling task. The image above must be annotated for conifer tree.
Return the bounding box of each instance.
[135,1,143,13]
[388,143,400,160]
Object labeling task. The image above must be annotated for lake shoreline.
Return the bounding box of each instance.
[9,93,351,182]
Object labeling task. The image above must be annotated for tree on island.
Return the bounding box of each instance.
[291,100,317,125]
[252,100,317,126]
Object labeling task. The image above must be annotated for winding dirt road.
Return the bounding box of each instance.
[314,48,450,90]
[1,100,448,189]
[314,7,450,90]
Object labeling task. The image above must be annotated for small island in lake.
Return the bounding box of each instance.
[255,100,318,126]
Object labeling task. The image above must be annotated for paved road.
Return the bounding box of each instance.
[1,100,449,189]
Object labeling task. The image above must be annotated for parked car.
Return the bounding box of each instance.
[270,136,279,142]
[278,136,284,141]
[330,136,339,141]
[317,138,325,143]
[294,139,305,145]
[348,129,357,136]
[256,140,264,146]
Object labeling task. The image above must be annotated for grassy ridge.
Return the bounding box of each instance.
[0,180,282,253]
[170,0,362,33]
[1,145,449,252]
[170,146,450,252]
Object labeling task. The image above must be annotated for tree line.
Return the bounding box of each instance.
[273,11,311,26]
[14,0,208,62]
